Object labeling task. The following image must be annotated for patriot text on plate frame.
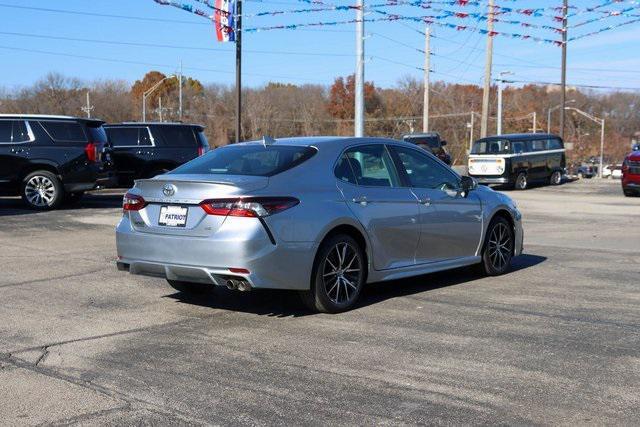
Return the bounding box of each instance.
[159,205,188,227]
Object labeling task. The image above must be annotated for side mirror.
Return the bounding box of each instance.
[440,140,447,146]
[460,175,477,197]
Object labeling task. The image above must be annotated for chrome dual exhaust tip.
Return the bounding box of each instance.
[225,279,251,292]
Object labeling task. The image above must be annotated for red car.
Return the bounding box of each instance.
[622,151,640,197]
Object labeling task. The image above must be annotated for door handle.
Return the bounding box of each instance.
[10,148,24,154]
[418,198,431,206]
[352,196,368,205]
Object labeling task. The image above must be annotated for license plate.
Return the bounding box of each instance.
[159,206,188,227]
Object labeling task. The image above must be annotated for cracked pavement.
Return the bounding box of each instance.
[0,180,639,425]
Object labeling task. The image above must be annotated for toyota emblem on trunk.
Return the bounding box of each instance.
[162,184,176,197]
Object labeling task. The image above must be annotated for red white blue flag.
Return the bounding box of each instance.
[214,0,236,42]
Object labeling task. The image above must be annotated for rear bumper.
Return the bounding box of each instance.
[115,216,317,290]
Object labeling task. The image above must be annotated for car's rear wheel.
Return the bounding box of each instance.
[623,189,637,197]
[514,172,527,190]
[21,170,64,210]
[301,234,365,313]
[166,279,213,295]
[481,217,514,276]
[549,170,562,185]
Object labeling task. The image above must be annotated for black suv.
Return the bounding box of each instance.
[402,132,452,165]
[0,115,113,210]
[104,122,209,187]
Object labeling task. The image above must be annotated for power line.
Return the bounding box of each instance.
[0,45,331,83]
[0,3,210,25]
[0,30,353,57]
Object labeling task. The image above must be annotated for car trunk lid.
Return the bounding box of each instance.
[129,175,269,237]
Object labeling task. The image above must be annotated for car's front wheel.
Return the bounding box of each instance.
[166,279,213,295]
[301,234,366,313]
[514,172,528,190]
[21,170,64,210]
[481,217,514,276]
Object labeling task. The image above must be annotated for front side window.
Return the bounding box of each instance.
[40,121,86,143]
[338,145,400,187]
[511,140,528,154]
[391,146,459,191]
[170,144,316,177]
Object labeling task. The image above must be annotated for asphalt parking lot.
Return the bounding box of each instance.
[1,179,639,425]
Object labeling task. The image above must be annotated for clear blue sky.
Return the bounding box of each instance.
[1,0,639,90]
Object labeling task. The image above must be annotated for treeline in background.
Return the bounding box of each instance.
[1,71,638,165]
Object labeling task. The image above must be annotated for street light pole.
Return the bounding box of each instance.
[142,75,176,122]
[496,71,512,135]
[547,99,575,134]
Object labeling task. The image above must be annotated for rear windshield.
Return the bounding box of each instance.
[471,139,511,155]
[169,144,317,177]
[404,136,439,149]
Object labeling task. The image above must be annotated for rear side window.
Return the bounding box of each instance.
[106,128,152,147]
[40,121,86,143]
[159,126,197,147]
[336,145,400,187]
[547,138,563,150]
[528,140,547,152]
[169,145,316,177]
[0,121,11,142]
[0,121,32,143]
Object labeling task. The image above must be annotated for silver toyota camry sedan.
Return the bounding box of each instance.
[116,136,523,313]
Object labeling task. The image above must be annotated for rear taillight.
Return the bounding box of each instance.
[200,197,299,217]
[123,192,147,212]
[85,142,99,163]
[198,146,207,156]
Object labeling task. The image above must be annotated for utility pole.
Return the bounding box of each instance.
[496,71,512,135]
[480,0,495,138]
[423,26,431,133]
[355,0,365,137]
[235,0,242,143]
[559,0,568,140]
[179,61,183,120]
[81,91,94,118]
[532,111,537,133]
[469,112,475,151]
[158,97,163,122]
[497,82,503,135]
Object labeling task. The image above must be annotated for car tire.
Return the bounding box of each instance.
[166,279,213,295]
[549,170,562,186]
[623,189,636,197]
[21,170,64,210]
[63,191,85,205]
[514,172,528,190]
[481,217,514,276]
[301,234,366,313]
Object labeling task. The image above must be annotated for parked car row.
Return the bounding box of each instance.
[0,115,208,209]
